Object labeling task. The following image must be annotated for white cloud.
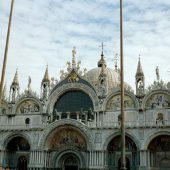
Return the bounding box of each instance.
[0,0,169,95]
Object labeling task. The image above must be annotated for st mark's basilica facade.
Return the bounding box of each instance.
[0,48,170,170]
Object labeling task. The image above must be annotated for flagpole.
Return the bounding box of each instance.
[120,0,126,169]
[0,0,15,107]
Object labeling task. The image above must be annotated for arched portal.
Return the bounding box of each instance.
[107,135,138,170]
[148,135,170,169]
[5,136,30,169]
[62,154,79,170]
[17,156,27,170]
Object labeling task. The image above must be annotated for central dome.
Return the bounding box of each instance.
[85,67,120,89]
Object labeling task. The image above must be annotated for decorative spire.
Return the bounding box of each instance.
[135,56,145,96]
[72,46,76,69]
[135,56,144,77]
[98,42,106,68]
[43,65,50,82]
[12,68,19,85]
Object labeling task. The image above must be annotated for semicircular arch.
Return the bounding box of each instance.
[142,90,170,109]
[2,132,32,150]
[13,96,43,114]
[103,130,140,151]
[47,83,99,113]
[54,149,86,169]
[142,130,170,150]
[104,90,139,111]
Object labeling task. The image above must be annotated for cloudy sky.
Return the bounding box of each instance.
[0,0,170,95]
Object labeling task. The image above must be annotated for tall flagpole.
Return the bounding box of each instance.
[0,0,15,107]
[120,0,126,169]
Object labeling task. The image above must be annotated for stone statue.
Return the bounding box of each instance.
[156,66,160,82]
[28,76,31,91]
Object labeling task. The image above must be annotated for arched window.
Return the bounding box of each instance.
[25,118,30,125]
[54,90,93,112]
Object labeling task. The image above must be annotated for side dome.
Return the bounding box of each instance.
[85,67,120,89]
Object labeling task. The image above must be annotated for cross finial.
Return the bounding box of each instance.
[99,42,106,55]
[114,53,119,70]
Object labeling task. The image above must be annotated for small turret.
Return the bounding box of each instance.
[9,69,20,102]
[41,65,50,100]
[135,57,145,96]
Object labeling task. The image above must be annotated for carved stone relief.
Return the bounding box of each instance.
[16,99,40,113]
[106,95,135,111]
[47,127,86,150]
[146,93,170,109]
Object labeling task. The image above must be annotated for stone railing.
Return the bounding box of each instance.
[87,120,170,129]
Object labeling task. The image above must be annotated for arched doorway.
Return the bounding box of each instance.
[17,156,27,170]
[63,155,79,170]
[46,126,87,169]
[148,135,170,169]
[5,136,30,169]
[107,135,138,170]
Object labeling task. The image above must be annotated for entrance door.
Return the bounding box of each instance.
[64,155,79,170]
[17,156,27,170]
[65,166,78,170]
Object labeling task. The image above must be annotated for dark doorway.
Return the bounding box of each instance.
[17,156,27,170]
[118,157,130,170]
[65,165,78,170]
[64,155,79,170]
